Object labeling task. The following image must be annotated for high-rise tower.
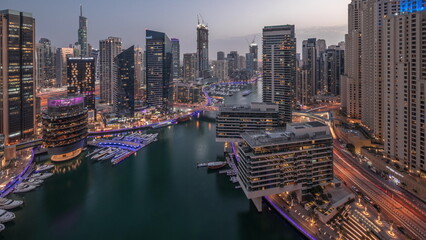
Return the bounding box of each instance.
[146,30,173,111]
[262,25,296,125]
[114,46,136,117]
[0,9,36,144]
[171,38,181,79]
[78,5,88,57]
[67,57,96,111]
[197,17,209,79]
[99,37,122,104]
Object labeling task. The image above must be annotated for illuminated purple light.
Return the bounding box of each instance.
[48,96,84,108]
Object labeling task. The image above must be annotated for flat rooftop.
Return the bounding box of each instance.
[241,121,331,147]
[288,121,326,129]
[219,102,278,113]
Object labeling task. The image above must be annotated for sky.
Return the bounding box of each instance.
[3,0,350,58]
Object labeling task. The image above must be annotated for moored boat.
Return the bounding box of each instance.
[0,209,15,223]
[13,184,37,193]
[0,198,23,210]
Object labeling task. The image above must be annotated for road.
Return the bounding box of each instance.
[334,143,426,239]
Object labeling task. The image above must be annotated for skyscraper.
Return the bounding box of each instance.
[146,30,173,110]
[67,57,96,110]
[341,0,363,119]
[0,9,36,144]
[383,4,425,174]
[323,45,345,96]
[114,46,136,117]
[36,38,56,89]
[301,38,317,103]
[343,0,399,136]
[249,43,258,71]
[227,51,238,76]
[134,47,143,100]
[171,38,180,79]
[262,25,296,125]
[55,48,74,87]
[78,5,88,57]
[183,53,197,82]
[196,21,209,78]
[99,37,122,104]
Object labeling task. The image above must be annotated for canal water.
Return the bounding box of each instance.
[2,81,305,240]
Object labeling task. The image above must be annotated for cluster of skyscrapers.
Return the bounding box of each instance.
[212,41,259,82]
[341,0,426,174]
[296,39,345,105]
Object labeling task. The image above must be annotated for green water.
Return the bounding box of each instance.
[2,82,305,240]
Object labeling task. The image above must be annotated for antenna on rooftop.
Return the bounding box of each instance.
[80,4,83,16]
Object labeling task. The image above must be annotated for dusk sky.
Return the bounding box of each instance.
[3,0,350,57]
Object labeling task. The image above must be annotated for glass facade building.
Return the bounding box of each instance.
[114,46,136,117]
[196,24,209,78]
[145,30,172,111]
[0,9,36,144]
[171,38,180,79]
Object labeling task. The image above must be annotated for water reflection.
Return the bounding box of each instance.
[51,153,85,174]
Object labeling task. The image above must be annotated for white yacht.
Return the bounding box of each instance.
[31,172,53,180]
[0,209,15,223]
[13,183,37,193]
[36,164,54,172]
[0,224,4,232]
[24,178,44,186]
[0,198,23,210]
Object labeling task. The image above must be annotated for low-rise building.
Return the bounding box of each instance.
[216,103,279,142]
[237,121,334,211]
[173,82,203,104]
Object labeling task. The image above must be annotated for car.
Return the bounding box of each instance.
[351,186,360,193]
[364,196,373,204]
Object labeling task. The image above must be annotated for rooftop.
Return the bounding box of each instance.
[241,123,331,148]
[219,102,279,113]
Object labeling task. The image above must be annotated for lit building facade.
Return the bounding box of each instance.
[183,53,197,82]
[173,82,203,104]
[383,7,426,174]
[114,46,136,117]
[146,30,173,111]
[67,57,96,110]
[42,95,88,162]
[262,25,296,125]
[171,38,180,79]
[99,37,122,104]
[55,48,74,87]
[36,38,55,90]
[216,103,279,142]
[249,43,258,71]
[0,9,36,144]
[197,23,209,78]
[237,122,333,211]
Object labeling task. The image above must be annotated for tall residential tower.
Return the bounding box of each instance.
[196,20,209,78]
[262,25,296,125]
[99,37,122,104]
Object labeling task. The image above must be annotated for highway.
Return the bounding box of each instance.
[334,144,426,239]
